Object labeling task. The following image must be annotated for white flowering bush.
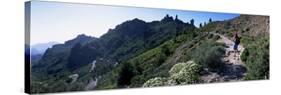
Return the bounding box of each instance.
[143,77,167,87]
[169,61,200,84]
[169,62,185,75]
[143,61,200,87]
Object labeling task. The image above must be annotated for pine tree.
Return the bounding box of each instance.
[165,14,169,18]
[190,19,194,26]
[209,18,212,23]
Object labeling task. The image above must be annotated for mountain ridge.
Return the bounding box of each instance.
[30,14,269,93]
[31,41,60,55]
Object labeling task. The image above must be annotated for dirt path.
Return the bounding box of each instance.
[89,60,96,72]
[215,33,245,65]
[68,74,79,83]
[85,78,98,90]
[201,32,247,83]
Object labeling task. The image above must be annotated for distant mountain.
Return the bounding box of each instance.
[32,34,97,71]
[31,42,60,55]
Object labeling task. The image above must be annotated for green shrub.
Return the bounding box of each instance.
[241,36,269,80]
[189,41,225,72]
[117,62,138,87]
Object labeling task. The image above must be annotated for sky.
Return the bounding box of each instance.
[30,1,239,45]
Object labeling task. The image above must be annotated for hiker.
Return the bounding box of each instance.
[233,31,240,60]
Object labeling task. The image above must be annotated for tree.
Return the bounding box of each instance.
[209,18,212,23]
[199,23,203,28]
[165,14,169,18]
[190,19,194,26]
[117,62,136,87]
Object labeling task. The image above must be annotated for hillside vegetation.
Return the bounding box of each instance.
[29,14,269,93]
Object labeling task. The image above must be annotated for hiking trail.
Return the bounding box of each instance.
[201,32,247,83]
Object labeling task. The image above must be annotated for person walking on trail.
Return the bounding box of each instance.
[233,31,240,60]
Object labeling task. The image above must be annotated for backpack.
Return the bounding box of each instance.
[235,36,240,44]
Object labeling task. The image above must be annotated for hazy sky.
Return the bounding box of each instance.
[30,1,239,45]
